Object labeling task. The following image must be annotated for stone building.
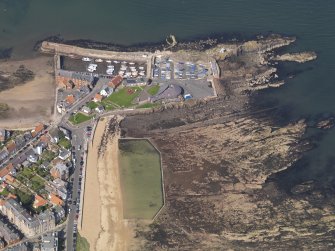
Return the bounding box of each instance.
[0,199,55,238]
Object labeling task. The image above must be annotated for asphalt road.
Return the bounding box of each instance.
[65,126,88,251]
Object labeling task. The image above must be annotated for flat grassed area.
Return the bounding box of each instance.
[147,84,160,96]
[69,113,92,124]
[102,87,142,109]
[118,139,163,219]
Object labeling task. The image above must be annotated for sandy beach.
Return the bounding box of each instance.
[0,56,56,129]
[80,116,132,251]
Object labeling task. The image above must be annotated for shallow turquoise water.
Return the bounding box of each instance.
[1,0,335,188]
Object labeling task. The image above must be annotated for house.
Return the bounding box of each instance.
[48,128,60,144]
[0,129,7,142]
[100,86,113,97]
[21,160,31,169]
[14,135,25,150]
[11,154,27,169]
[52,178,67,189]
[23,131,32,142]
[5,141,16,155]
[0,163,15,181]
[0,149,9,163]
[81,106,91,114]
[93,93,103,102]
[95,106,105,114]
[26,149,38,163]
[58,127,71,140]
[31,123,45,138]
[34,142,47,155]
[39,135,50,144]
[108,75,123,89]
[65,95,75,105]
[49,193,64,206]
[5,175,15,184]
[52,206,65,224]
[58,148,70,160]
[40,161,50,169]
[33,195,48,209]
[50,163,69,180]
[45,179,67,201]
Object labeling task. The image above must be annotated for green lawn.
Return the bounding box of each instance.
[41,150,56,162]
[21,168,34,179]
[30,175,45,193]
[69,113,93,125]
[58,138,71,149]
[147,84,160,96]
[0,188,9,197]
[76,233,90,251]
[118,139,163,219]
[86,101,99,110]
[102,87,142,109]
[15,189,33,206]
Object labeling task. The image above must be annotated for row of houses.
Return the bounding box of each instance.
[0,198,55,238]
[0,217,21,246]
[0,123,45,167]
[56,69,94,90]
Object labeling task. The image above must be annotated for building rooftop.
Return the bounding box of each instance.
[41,232,58,251]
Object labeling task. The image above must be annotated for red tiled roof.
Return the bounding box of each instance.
[49,193,63,206]
[7,193,17,200]
[33,195,48,208]
[40,135,50,144]
[94,93,103,102]
[109,75,123,88]
[6,141,16,153]
[66,95,76,105]
[0,163,14,178]
[5,174,15,183]
[34,123,45,134]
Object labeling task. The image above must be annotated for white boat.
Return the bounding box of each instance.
[139,71,145,76]
[82,57,91,62]
[95,58,103,63]
[106,60,112,63]
[131,71,138,77]
[106,68,114,75]
[129,62,135,65]
[118,71,124,75]
[113,60,120,64]
[139,66,144,70]
[122,61,127,64]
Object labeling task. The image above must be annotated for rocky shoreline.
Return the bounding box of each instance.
[110,35,335,250]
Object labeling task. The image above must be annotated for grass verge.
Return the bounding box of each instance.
[147,84,160,96]
[76,233,90,251]
[69,113,93,125]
